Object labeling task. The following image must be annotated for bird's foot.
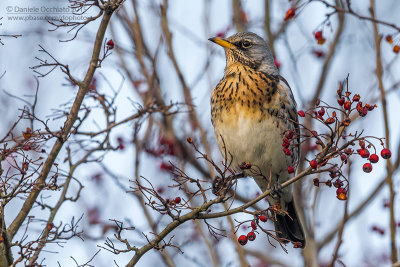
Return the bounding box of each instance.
[270,180,283,200]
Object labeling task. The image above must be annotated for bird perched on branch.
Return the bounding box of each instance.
[209,32,305,247]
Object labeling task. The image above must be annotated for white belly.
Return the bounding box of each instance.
[214,107,293,202]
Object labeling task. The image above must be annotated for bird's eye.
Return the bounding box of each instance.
[242,40,251,48]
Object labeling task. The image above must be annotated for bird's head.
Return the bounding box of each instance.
[209,32,278,75]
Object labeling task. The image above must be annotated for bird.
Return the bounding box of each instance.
[209,32,305,247]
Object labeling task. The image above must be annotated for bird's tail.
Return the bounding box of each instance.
[274,200,305,248]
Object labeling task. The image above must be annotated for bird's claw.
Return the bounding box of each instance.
[270,181,283,200]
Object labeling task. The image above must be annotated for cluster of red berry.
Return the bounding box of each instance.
[294,85,392,201]
[237,215,267,246]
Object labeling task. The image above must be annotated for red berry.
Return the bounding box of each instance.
[285,130,294,139]
[310,159,317,169]
[284,7,295,21]
[313,49,325,58]
[283,148,291,156]
[314,31,323,40]
[337,97,345,106]
[344,101,351,110]
[238,235,248,246]
[174,197,181,204]
[394,45,400,54]
[23,145,30,151]
[259,215,267,222]
[247,231,256,241]
[359,148,370,158]
[107,39,115,49]
[369,154,379,163]
[381,148,391,159]
[251,220,257,230]
[313,178,319,187]
[318,108,325,116]
[287,165,295,174]
[298,110,305,117]
[160,162,173,171]
[340,154,347,161]
[282,138,290,148]
[363,163,373,173]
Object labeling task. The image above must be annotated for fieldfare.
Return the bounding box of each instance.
[209,32,305,247]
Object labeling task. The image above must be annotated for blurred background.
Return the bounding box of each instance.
[0,0,400,266]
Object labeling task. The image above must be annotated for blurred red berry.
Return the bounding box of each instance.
[160,162,173,171]
[344,101,351,110]
[174,197,181,204]
[314,31,323,40]
[283,148,291,156]
[284,7,295,21]
[313,49,325,58]
[238,235,248,245]
[251,220,257,230]
[381,148,391,159]
[310,159,317,169]
[259,215,267,222]
[107,39,115,49]
[363,163,372,173]
[286,130,294,139]
[394,45,400,54]
[340,154,347,161]
[247,231,256,241]
[157,187,164,194]
[288,165,295,174]
[298,110,305,117]
[359,148,370,158]
[274,58,281,69]
[313,178,319,187]
[337,97,345,106]
[369,154,379,163]
[282,138,290,148]
[386,35,393,44]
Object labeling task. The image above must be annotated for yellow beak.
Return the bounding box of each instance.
[208,37,236,49]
